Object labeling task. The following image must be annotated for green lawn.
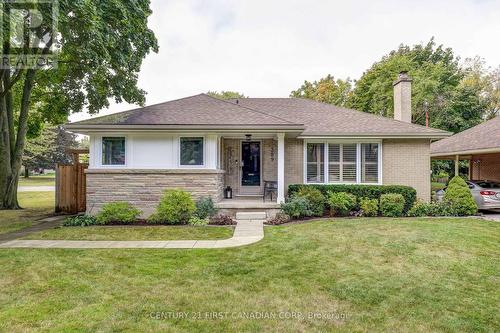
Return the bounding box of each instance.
[1,217,498,332]
[18,174,55,187]
[0,192,54,234]
[24,225,233,241]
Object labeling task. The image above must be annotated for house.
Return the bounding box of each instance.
[431,116,500,181]
[66,72,450,217]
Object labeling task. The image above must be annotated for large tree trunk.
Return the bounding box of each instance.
[0,80,12,208]
[0,8,49,210]
[0,70,36,209]
[24,167,29,178]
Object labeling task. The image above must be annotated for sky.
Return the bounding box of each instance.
[69,0,500,122]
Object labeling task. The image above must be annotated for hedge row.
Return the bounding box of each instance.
[288,184,417,213]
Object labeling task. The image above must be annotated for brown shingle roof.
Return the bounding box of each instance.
[229,98,449,137]
[67,94,450,138]
[68,94,298,127]
[431,116,500,156]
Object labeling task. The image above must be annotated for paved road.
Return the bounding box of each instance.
[18,186,55,192]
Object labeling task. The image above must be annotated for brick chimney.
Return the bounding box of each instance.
[393,71,412,123]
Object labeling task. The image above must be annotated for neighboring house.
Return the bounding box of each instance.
[431,116,500,181]
[66,72,450,217]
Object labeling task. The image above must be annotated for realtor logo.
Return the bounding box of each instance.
[0,0,59,69]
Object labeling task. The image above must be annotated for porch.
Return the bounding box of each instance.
[215,197,281,219]
[219,133,286,204]
[216,197,280,209]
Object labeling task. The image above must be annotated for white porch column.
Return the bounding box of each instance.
[277,133,285,203]
[455,154,459,177]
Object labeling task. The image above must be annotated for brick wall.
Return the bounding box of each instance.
[86,169,224,217]
[285,138,303,190]
[222,139,240,193]
[221,138,279,195]
[383,139,431,201]
[471,153,500,181]
[262,139,277,183]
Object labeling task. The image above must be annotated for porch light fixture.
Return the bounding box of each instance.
[245,134,252,141]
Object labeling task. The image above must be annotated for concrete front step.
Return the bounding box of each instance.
[235,211,267,220]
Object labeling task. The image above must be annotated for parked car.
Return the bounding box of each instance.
[435,180,500,210]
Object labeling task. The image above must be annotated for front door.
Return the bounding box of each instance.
[240,141,261,194]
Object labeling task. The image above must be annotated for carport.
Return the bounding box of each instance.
[431,116,500,181]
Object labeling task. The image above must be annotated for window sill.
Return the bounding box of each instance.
[86,168,225,174]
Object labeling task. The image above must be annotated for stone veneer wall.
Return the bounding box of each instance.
[382,139,431,202]
[86,169,224,217]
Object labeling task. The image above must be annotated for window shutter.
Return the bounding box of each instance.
[306,143,324,183]
[361,143,379,183]
[342,144,357,182]
[328,144,340,182]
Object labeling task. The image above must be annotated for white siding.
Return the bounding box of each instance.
[89,133,220,169]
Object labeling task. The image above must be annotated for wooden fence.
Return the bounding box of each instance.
[55,163,88,214]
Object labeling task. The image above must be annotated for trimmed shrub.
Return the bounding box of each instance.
[148,189,196,224]
[380,193,405,217]
[444,176,478,216]
[63,215,98,227]
[188,216,209,226]
[95,202,141,224]
[266,212,290,225]
[195,197,218,219]
[295,187,326,216]
[281,196,312,219]
[327,192,357,216]
[289,184,416,213]
[209,214,236,225]
[359,197,379,217]
[408,200,432,217]
[431,201,456,216]
[408,200,457,217]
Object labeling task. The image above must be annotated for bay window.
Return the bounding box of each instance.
[306,141,380,184]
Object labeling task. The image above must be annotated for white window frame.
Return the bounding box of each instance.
[303,139,382,185]
[360,143,381,184]
[178,136,206,168]
[100,135,128,167]
[304,142,326,184]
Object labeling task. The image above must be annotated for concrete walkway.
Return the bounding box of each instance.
[18,186,54,192]
[481,213,500,222]
[0,219,264,249]
[0,216,64,243]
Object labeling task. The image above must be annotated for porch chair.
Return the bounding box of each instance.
[263,180,278,202]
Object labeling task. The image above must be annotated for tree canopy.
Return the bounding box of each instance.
[290,38,499,133]
[207,91,247,100]
[1,0,158,208]
[290,75,352,106]
[23,125,79,175]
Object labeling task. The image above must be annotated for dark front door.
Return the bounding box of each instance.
[241,141,261,190]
